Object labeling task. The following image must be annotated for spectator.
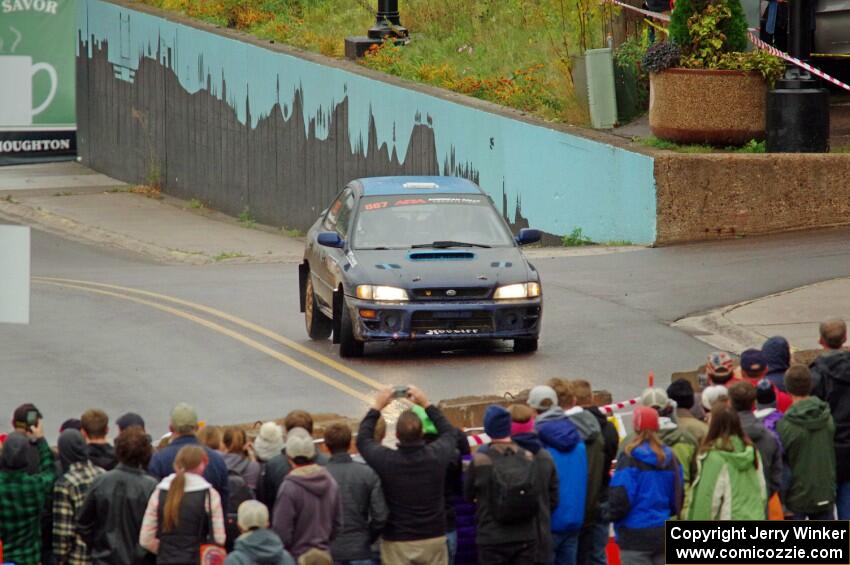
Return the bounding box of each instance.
[572,379,618,565]
[0,424,56,565]
[140,445,226,560]
[116,412,146,433]
[465,405,555,564]
[666,380,708,444]
[754,379,783,448]
[740,349,792,413]
[777,365,836,520]
[81,409,117,471]
[509,404,558,565]
[728,382,783,499]
[810,319,850,519]
[638,388,698,490]
[608,407,682,565]
[763,336,792,392]
[324,422,388,564]
[60,419,83,433]
[198,425,223,451]
[260,412,329,509]
[705,352,741,388]
[543,379,605,550]
[222,427,261,491]
[271,428,341,561]
[224,501,295,565]
[77,427,158,565]
[147,403,229,514]
[53,429,105,565]
[253,421,285,464]
[689,405,767,520]
[356,386,456,564]
[700,385,729,420]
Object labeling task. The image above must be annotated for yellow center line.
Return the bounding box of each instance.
[35,280,374,404]
[32,276,384,390]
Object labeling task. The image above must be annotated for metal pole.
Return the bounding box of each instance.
[376,0,401,26]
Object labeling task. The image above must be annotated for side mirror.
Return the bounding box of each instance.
[515,228,542,245]
[317,231,345,249]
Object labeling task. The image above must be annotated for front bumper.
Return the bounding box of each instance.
[346,297,542,342]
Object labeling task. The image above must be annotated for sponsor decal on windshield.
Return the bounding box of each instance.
[362,196,484,211]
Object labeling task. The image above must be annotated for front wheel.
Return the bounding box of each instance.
[305,276,332,340]
[338,299,365,358]
[513,337,538,353]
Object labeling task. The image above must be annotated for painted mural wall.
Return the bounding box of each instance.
[76,0,657,243]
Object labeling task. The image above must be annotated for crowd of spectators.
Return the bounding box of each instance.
[1,318,850,565]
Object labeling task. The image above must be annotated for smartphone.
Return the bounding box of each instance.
[26,409,39,429]
[392,385,409,399]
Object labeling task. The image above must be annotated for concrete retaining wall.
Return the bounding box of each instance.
[655,153,850,244]
[76,0,657,244]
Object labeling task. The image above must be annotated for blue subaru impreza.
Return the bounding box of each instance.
[299,176,543,358]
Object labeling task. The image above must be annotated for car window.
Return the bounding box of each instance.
[323,190,347,231]
[335,192,355,237]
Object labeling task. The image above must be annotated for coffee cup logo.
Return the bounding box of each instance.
[0,55,58,126]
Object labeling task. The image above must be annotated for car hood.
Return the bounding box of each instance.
[345,247,535,290]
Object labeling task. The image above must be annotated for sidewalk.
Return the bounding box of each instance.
[0,162,644,265]
[674,278,850,353]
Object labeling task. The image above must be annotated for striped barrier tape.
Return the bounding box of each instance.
[600,397,640,414]
[604,0,671,21]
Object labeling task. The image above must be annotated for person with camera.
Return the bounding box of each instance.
[0,410,57,565]
[356,385,457,565]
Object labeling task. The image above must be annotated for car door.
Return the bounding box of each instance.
[313,188,354,306]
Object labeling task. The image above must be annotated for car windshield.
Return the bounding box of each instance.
[353,194,515,250]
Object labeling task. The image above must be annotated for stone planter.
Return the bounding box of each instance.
[649,68,767,145]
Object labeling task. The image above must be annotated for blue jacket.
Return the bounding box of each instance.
[147,434,230,513]
[608,442,683,553]
[763,336,791,392]
[537,418,587,533]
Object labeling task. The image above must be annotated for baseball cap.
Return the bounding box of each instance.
[285,427,316,460]
[528,385,558,411]
[237,500,269,531]
[633,406,659,432]
[706,352,735,382]
[12,403,41,428]
[170,403,198,431]
[116,412,146,432]
[740,349,767,376]
[640,387,669,409]
[702,385,730,411]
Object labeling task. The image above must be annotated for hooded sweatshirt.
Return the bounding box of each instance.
[763,337,791,392]
[222,452,261,491]
[272,464,341,558]
[224,528,295,565]
[608,443,682,553]
[688,436,766,520]
[811,350,850,483]
[777,397,836,514]
[559,406,605,525]
[737,411,783,497]
[86,443,117,471]
[537,418,587,533]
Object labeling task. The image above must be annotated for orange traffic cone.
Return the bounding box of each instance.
[606,534,621,565]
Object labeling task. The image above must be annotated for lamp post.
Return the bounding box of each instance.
[345,0,409,59]
[765,0,830,152]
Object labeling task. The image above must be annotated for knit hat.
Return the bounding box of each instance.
[640,387,669,410]
[756,379,777,409]
[702,385,730,411]
[170,403,198,431]
[633,406,659,432]
[285,427,316,460]
[237,500,269,531]
[484,405,512,440]
[527,385,558,411]
[740,349,767,376]
[58,429,89,473]
[253,421,285,462]
[411,405,438,436]
[511,417,535,436]
[706,352,735,383]
[60,418,82,433]
[116,412,146,432]
[667,379,695,410]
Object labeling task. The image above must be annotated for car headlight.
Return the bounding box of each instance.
[356,285,409,301]
[494,282,541,300]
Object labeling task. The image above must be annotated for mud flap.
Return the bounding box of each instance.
[298,262,308,313]
[332,289,342,344]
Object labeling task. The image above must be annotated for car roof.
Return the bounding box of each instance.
[351,176,484,197]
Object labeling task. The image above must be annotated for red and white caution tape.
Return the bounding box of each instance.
[600,397,640,414]
[748,31,850,92]
[604,0,671,21]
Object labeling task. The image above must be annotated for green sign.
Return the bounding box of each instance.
[0,0,76,162]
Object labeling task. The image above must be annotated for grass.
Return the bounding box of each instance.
[3,195,15,203]
[832,144,850,154]
[635,136,767,154]
[562,227,594,247]
[281,226,304,238]
[214,251,247,261]
[238,206,256,228]
[137,0,615,126]
[188,198,205,209]
[605,239,634,246]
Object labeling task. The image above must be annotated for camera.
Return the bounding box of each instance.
[26,409,39,427]
[392,385,409,399]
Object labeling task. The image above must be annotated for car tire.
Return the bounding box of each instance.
[305,276,333,340]
[338,298,365,358]
[513,338,538,353]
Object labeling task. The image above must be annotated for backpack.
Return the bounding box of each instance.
[225,470,255,550]
[487,446,539,524]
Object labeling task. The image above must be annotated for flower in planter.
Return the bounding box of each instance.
[641,42,682,74]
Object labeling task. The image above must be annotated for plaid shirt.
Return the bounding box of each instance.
[0,438,56,565]
[53,461,105,565]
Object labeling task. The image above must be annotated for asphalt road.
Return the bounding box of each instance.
[4,226,850,440]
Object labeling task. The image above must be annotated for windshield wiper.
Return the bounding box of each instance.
[410,241,492,249]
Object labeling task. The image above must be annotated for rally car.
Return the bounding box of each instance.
[298,176,543,358]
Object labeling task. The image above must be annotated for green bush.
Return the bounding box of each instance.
[669,0,747,54]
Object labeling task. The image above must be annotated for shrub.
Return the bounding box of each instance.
[669,0,747,54]
[641,41,681,73]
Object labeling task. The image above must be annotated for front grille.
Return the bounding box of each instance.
[411,287,491,300]
[411,310,494,333]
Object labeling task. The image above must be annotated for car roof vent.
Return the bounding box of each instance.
[402,182,439,190]
[408,251,475,261]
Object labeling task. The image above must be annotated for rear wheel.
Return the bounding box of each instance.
[338,298,365,358]
[305,276,332,340]
[513,338,538,353]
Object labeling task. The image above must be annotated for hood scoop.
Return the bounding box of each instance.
[408,251,475,261]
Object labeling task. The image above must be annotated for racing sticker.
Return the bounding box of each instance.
[361,195,485,211]
[424,329,480,335]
